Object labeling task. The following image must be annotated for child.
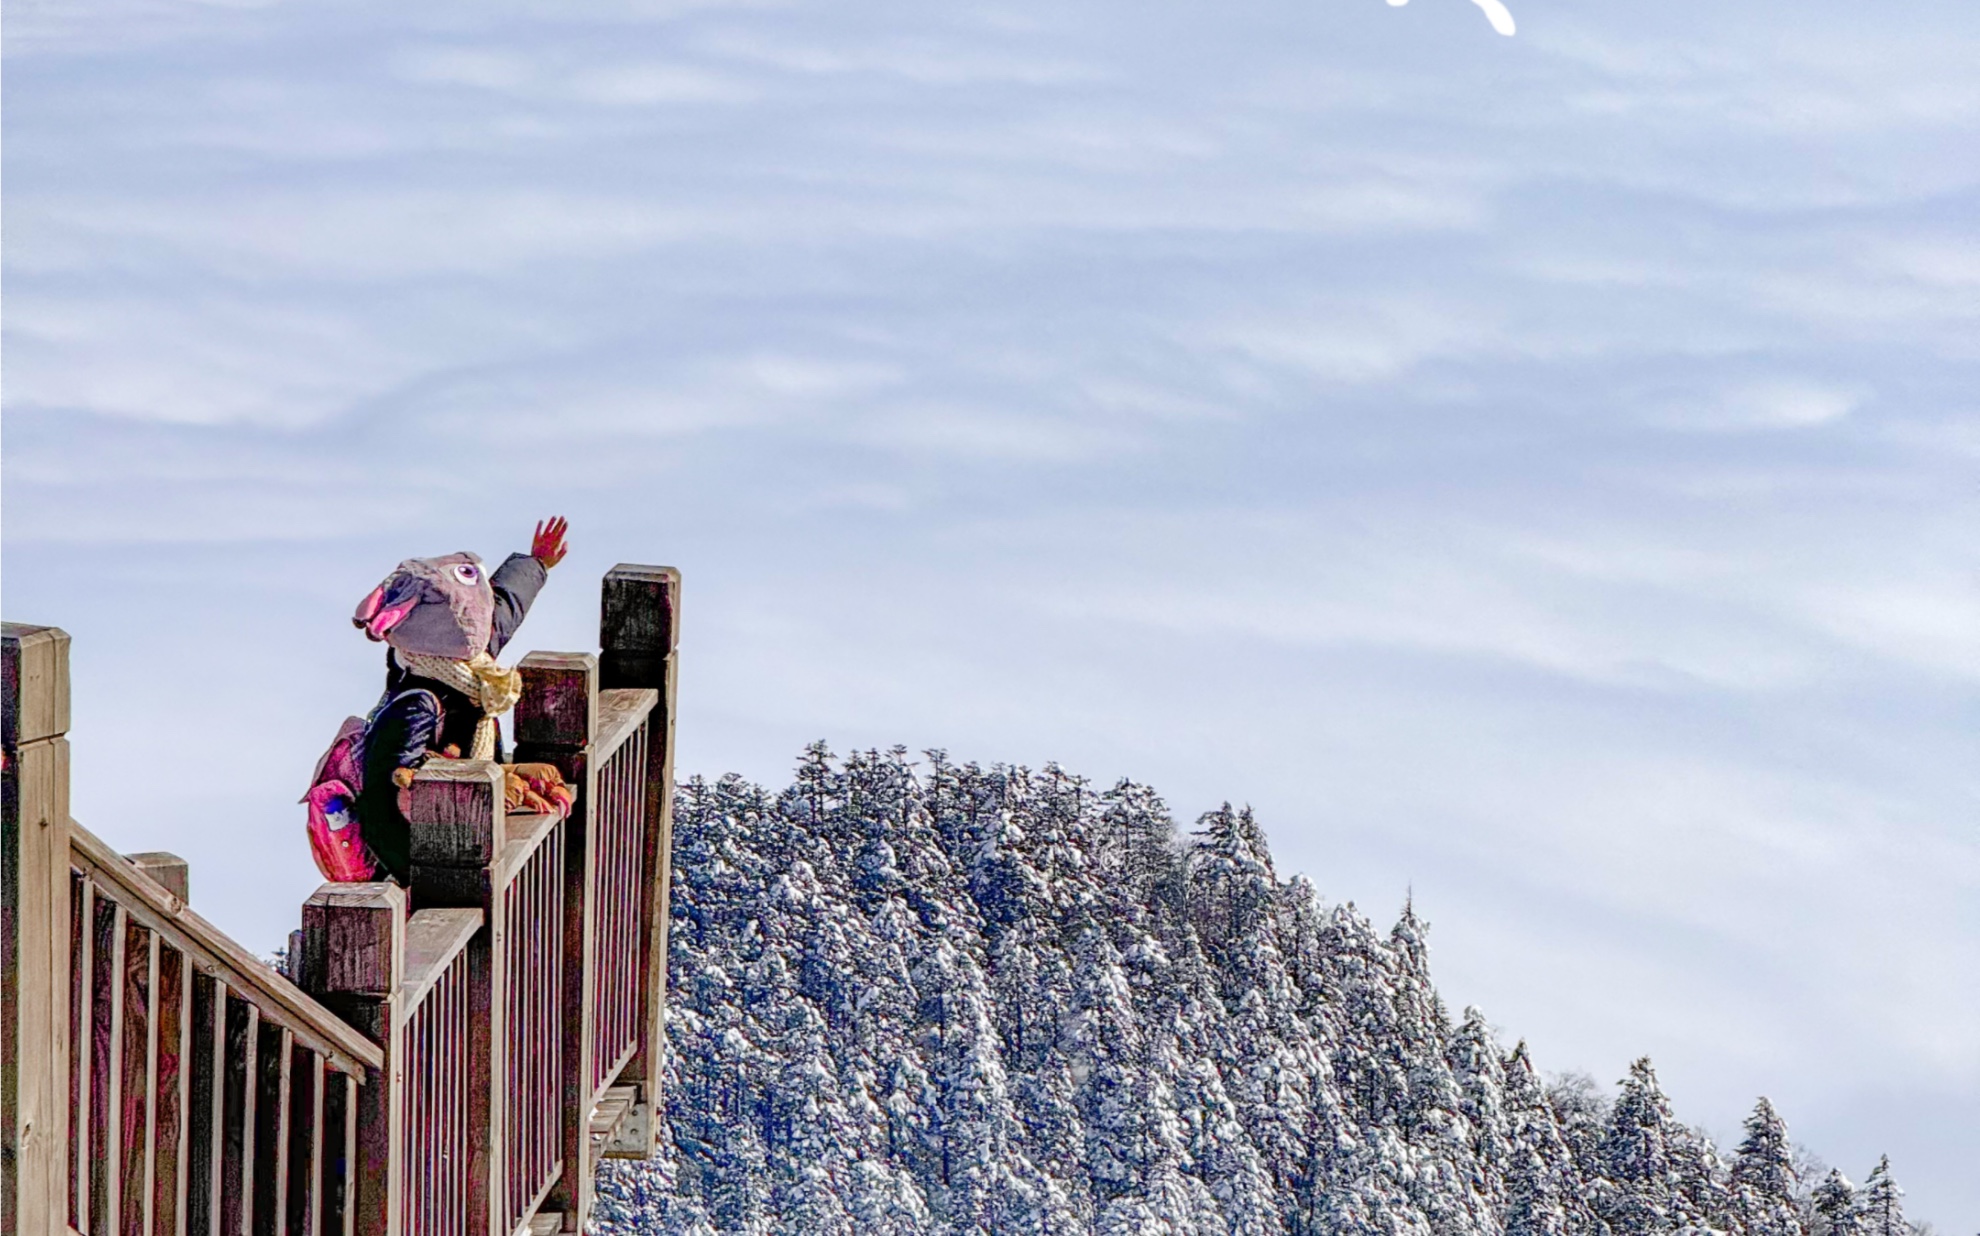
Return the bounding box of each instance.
[348,517,569,882]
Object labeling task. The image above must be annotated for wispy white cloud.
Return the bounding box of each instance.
[7,0,1979,1224]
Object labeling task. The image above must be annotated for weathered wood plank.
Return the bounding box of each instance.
[71,875,92,1232]
[598,566,680,664]
[590,690,656,769]
[514,654,597,752]
[597,566,679,1156]
[152,944,190,1236]
[1,629,73,1236]
[406,761,506,871]
[468,857,503,1235]
[117,920,154,1236]
[122,854,190,905]
[298,887,405,1003]
[299,898,399,1236]
[319,1068,353,1236]
[284,1045,320,1236]
[250,1024,290,1236]
[544,750,596,1228]
[67,827,378,1077]
[397,909,482,1022]
[3,623,73,747]
[219,998,258,1236]
[90,898,126,1236]
[185,976,225,1236]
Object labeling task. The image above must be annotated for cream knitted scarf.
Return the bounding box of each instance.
[393,649,524,762]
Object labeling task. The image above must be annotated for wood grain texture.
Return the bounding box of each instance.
[122,854,190,905]
[88,898,125,1236]
[152,944,189,1236]
[407,761,506,871]
[3,623,72,747]
[116,918,152,1236]
[590,691,655,768]
[219,998,258,1236]
[598,567,680,660]
[299,886,405,1003]
[250,1023,290,1236]
[397,910,483,1021]
[185,976,225,1236]
[514,655,598,752]
[68,827,378,1077]
[2,689,72,1235]
[597,568,678,1147]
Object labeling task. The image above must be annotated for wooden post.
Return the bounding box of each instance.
[405,761,504,1235]
[3,622,74,1236]
[597,566,679,1158]
[514,653,597,1231]
[301,883,406,1236]
[125,852,190,904]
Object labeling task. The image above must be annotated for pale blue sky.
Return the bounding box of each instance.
[5,0,1976,1225]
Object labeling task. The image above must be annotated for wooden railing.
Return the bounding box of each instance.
[5,563,681,1236]
[4,622,385,1236]
[69,828,379,1236]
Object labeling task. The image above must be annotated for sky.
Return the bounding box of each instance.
[4,0,1977,1225]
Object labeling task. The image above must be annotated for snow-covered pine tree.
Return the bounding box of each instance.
[1730,1098,1802,1236]
[589,745,1911,1236]
[1593,1058,1687,1233]
[1500,1043,1590,1236]
[1856,1157,1907,1236]
[1810,1169,1862,1236]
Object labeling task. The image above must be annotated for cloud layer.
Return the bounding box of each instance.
[6,0,1977,1223]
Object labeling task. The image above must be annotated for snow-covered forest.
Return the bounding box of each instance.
[594,745,1921,1235]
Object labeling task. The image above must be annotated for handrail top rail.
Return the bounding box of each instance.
[68,817,384,1076]
[494,808,561,890]
[399,906,483,1025]
[593,687,657,763]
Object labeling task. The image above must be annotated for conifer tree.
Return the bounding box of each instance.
[1731,1098,1803,1236]
[1595,1058,1684,1233]
[592,745,1888,1236]
[1857,1157,1907,1236]
[1811,1169,1862,1236]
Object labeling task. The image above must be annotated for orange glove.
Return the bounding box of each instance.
[505,763,574,819]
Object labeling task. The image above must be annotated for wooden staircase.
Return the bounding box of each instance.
[2,564,681,1236]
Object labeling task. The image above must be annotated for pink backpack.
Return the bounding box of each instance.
[303,716,381,882]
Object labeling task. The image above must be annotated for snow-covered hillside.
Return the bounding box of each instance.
[593,745,1916,1235]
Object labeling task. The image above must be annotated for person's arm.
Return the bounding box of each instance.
[362,690,442,794]
[488,517,568,655]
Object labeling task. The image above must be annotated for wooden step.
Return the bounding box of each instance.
[589,1085,638,1159]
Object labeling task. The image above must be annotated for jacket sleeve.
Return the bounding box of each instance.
[356,688,443,882]
[360,689,442,792]
[488,552,548,656]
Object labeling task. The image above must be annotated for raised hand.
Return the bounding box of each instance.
[531,516,570,569]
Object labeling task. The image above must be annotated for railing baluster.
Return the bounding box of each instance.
[91,898,126,1236]
[155,942,189,1236]
[286,1043,321,1236]
[119,918,154,1236]
[187,976,225,1236]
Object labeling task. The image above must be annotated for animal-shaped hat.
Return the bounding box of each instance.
[352,553,496,660]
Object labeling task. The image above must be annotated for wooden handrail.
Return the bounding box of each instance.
[68,819,383,1077]
[593,688,657,764]
[398,908,483,1022]
[9,564,681,1236]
